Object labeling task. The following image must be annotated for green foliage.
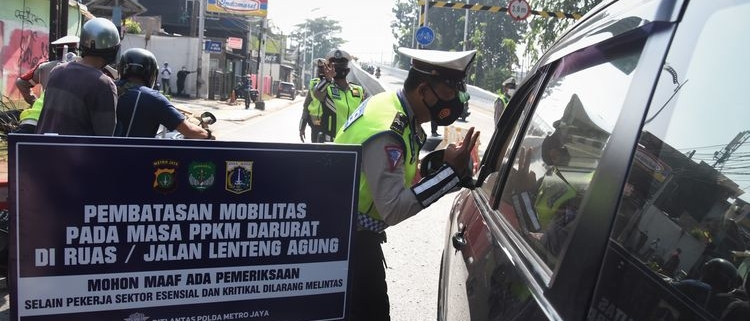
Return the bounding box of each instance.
[123,19,142,34]
[523,0,602,62]
[289,17,346,61]
[391,0,420,69]
[389,0,603,93]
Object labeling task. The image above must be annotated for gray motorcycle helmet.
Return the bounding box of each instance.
[79,18,121,64]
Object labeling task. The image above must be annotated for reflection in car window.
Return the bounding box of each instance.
[497,37,646,270]
[612,2,750,319]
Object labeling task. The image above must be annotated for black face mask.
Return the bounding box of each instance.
[423,85,469,126]
[334,67,350,80]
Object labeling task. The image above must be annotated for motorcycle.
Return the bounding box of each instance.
[156,111,217,139]
[459,102,470,122]
[233,83,259,109]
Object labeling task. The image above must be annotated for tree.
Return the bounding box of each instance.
[123,18,142,34]
[289,17,346,62]
[406,0,524,92]
[391,0,420,69]
[523,0,602,62]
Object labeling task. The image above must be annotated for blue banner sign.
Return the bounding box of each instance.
[205,40,222,53]
[8,135,361,321]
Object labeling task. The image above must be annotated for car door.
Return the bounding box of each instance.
[439,1,687,320]
[595,1,750,320]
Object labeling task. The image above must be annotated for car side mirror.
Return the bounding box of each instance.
[419,149,476,189]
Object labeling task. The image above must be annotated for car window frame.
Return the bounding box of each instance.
[471,19,681,321]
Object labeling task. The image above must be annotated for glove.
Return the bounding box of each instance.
[299,130,306,142]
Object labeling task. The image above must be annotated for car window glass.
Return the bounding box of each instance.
[611,2,750,319]
[496,37,645,270]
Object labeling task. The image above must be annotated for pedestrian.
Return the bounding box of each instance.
[642,237,660,261]
[661,248,682,277]
[312,49,366,142]
[160,62,173,95]
[13,35,79,133]
[333,47,479,320]
[113,48,213,139]
[36,18,120,136]
[176,66,195,97]
[494,77,516,124]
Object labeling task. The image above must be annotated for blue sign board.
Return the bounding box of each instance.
[204,40,222,53]
[415,26,435,46]
[9,135,361,321]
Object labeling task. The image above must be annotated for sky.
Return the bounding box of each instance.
[265,0,400,64]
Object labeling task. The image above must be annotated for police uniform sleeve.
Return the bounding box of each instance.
[362,133,424,226]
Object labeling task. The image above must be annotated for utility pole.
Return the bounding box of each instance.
[713,130,750,170]
[462,0,469,51]
[49,0,68,59]
[255,18,267,110]
[196,0,206,98]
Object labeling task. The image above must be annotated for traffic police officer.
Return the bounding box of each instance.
[13,35,79,133]
[494,77,516,124]
[334,47,479,320]
[300,58,326,142]
[313,49,366,141]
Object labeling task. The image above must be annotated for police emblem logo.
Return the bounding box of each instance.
[188,161,216,192]
[226,161,253,194]
[153,160,179,193]
[124,312,150,321]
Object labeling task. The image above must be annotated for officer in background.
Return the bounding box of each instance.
[113,48,212,139]
[494,77,516,124]
[13,35,79,133]
[299,58,326,142]
[312,49,366,142]
[334,47,479,320]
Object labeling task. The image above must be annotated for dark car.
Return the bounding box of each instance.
[276,81,296,100]
[437,0,750,320]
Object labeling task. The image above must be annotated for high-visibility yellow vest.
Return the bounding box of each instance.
[307,78,322,125]
[325,83,364,135]
[334,92,418,224]
[19,91,45,125]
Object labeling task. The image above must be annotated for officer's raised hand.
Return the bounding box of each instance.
[443,127,479,178]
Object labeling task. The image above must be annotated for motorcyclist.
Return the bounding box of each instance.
[233,75,255,109]
[36,17,121,136]
[113,48,214,139]
[375,67,381,79]
[672,258,740,317]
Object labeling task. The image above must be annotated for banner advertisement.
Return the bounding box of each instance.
[207,0,268,17]
[8,135,360,321]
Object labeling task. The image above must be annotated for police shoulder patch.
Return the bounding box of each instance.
[390,112,408,136]
[384,145,404,172]
[351,87,362,97]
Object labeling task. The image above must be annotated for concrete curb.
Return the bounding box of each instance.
[171,96,300,122]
